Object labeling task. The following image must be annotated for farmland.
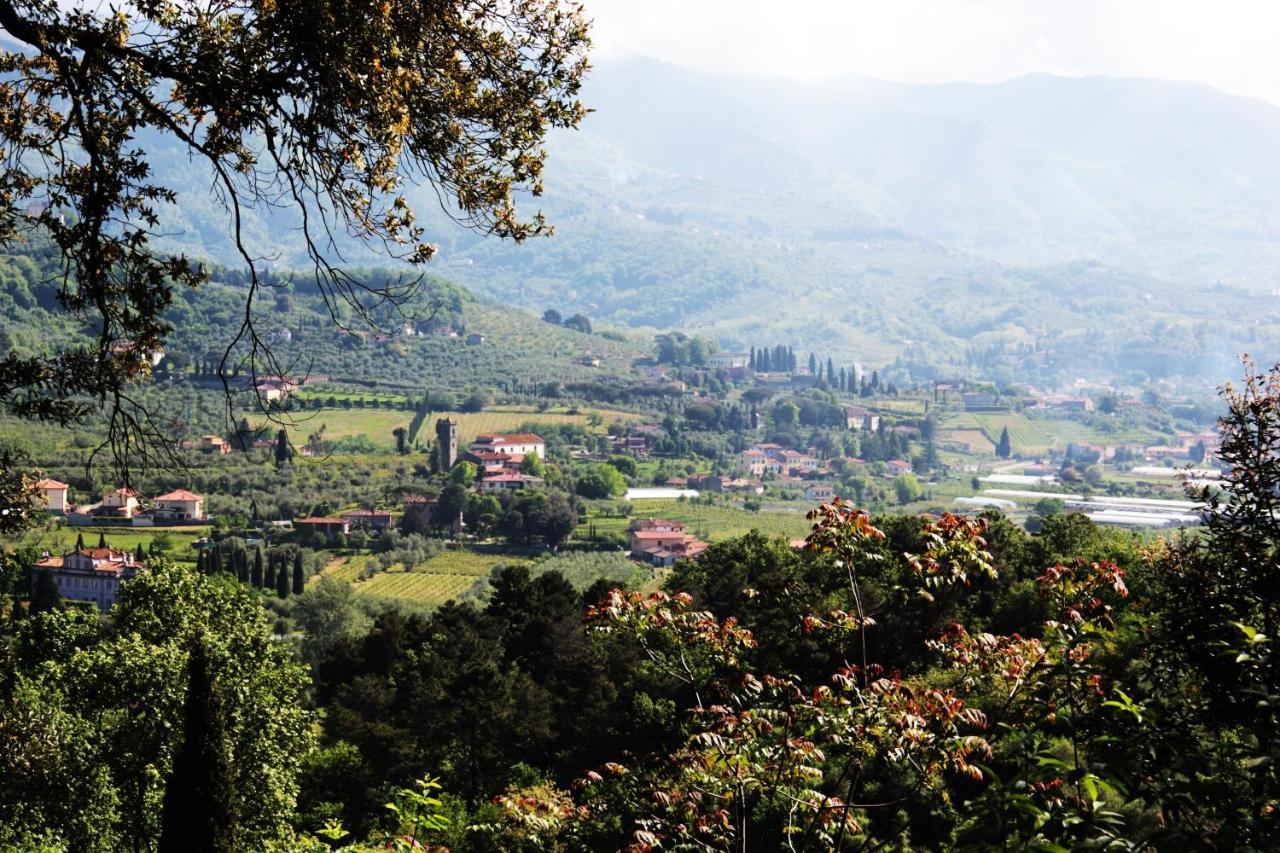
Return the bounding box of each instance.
[343,549,525,608]
[585,499,813,544]
[297,405,641,450]
[10,523,211,564]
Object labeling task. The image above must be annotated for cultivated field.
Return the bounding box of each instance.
[10,523,211,562]
[587,499,813,543]
[298,405,640,450]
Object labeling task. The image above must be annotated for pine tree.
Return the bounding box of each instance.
[159,636,236,853]
[276,563,290,598]
[996,426,1012,459]
[292,562,304,595]
[30,568,62,615]
[251,550,264,587]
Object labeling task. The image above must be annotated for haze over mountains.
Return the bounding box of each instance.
[152,58,1280,381]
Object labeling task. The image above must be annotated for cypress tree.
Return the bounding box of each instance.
[97,531,107,549]
[276,563,290,598]
[75,532,85,550]
[159,636,235,853]
[251,550,263,588]
[30,568,63,615]
[808,353,817,374]
[827,358,836,385]
[264,554,277,590]
[195,549,206,575]
[236,554,249,584]
[996,427,1012,459]
[292,561,304,595]
[135,542,146,562]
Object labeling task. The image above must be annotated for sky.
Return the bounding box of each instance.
[586,0,1280,106]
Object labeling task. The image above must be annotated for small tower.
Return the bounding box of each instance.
[436,417,458,471]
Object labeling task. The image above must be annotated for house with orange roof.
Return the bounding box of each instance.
[36,479,71,513]
[469,432,546,459]
[152,489,205,521]
[97,487,141,519]
[627,518,709,567]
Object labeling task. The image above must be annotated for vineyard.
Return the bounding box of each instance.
[356,569,485,606]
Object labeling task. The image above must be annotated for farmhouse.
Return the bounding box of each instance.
[152,489,206,521]
[294,517,351,540]
[36,479,70,514]
[805,484,836,503]
[481,473,544,493]
[844,407,880,431]
[200,434,231,455]
[886,459,914,476]
[95,487,141,519]
[469,432,546,459]
[32,546,146,611]
[340,509,395,530]
[627,518,709,567]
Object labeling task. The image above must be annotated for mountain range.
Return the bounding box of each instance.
[149,58,1280,383]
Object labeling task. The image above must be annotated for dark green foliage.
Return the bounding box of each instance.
[292,562,304,596]
[29,567,62,614]
[996,425,1012,458]
[158,636,236,853]
[251,551,263,588]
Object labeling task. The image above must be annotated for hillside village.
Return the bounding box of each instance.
[14,321,1224,615]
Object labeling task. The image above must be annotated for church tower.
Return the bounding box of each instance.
[436,417,458,471]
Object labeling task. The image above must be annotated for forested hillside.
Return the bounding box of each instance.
[119,60,1280,386]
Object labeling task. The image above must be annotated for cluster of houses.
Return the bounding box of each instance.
[456,428,549,492]
[36,480,209,525]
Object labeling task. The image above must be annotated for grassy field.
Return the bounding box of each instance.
[971,413,1057,455]
[299,405,641,450]
[587,499,813,543]
[5,523,211,562]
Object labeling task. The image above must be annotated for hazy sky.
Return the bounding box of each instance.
[587,0,1280,105]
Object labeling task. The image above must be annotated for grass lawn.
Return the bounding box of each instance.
[586,499,813,543]
[6,523,211,562]
[296,405,641,450]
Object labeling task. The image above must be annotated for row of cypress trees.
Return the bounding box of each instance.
[195,545,304,597]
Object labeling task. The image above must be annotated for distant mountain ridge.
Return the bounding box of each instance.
[97,60,1280,382]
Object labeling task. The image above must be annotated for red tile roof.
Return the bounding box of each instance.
[155,489,202,502]
[37,479,70,490]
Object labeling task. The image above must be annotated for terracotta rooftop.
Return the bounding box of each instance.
[155,489,202,501]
